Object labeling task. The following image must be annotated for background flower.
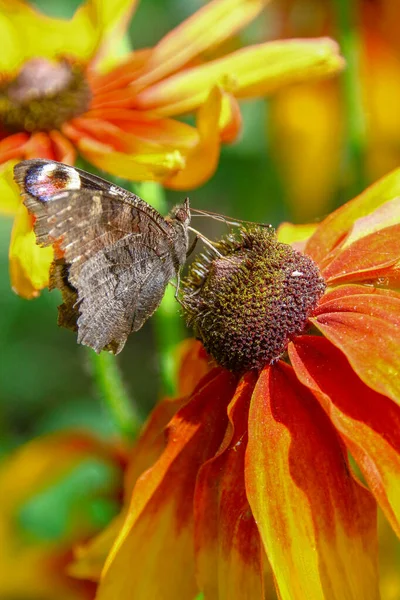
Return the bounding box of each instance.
[0,431,124,600]
[0,0,343,298]
[268,0,400,220]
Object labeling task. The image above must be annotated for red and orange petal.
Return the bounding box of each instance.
[70,340,215,583]
[305,166,400,265]
[310,285,400,406]
[289,336,400,540]
[194,372,264,599]
[95,369,238,599]
[245,361,379,600]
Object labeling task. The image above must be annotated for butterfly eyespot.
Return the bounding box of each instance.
[24,162,81,202]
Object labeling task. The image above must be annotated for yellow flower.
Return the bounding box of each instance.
[0,0,344,298]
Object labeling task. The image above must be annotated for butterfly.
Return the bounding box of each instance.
[14,159,191,354]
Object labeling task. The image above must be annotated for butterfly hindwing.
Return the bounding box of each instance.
[14,159,190,354]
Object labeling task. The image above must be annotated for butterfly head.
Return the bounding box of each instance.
[169,197,191,227]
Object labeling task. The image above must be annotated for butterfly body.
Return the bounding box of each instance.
[14,159,190,353]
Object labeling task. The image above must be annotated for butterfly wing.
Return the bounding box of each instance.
[14,159,180,353]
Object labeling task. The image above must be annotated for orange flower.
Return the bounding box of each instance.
[0,431,125,600]
[269,0,400,221]
[0,0,344,298]
[69,169,400,598]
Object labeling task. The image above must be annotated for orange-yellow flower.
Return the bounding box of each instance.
[71,169,400,598]
[0,431,125,600]
[0,0,344,298]
[269,0,400,221]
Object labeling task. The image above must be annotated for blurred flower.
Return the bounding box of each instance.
[0,431,124,600]
[0,0,345,298]
[70,170,400,598]
[268,0,400,221]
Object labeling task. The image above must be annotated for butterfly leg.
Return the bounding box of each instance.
[186,234,199,258]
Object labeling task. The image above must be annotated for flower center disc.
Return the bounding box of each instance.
[182,227,326,373]
[0,58,92,132]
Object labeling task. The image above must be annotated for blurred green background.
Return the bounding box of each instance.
[1,0,399,452]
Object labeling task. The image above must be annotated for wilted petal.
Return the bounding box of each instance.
[306,167,400,264]
[134,0,269,89]
[311,287,400,405]
[194,372,263,599]
[9,204,53,298]
[289,336,400,538]
[245,362,378,600]
[96,369,237,600]
[135,38,344,117]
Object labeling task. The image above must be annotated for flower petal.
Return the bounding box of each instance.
[70,133,186,182]
[194,372,264,599]
[82,0,139,71]
[306,167,400,265]
[164,86,222,190]
[134,0,269,89]
[48,131,76,164]
[276,221,318,250]
[82,110,199,149]
[0,160,21,215]
[70,393,188,582]
[245,362,378,600]
[176,339,213,397]
[96,369,237,600]
[0,132,29,163]
[321,223,400,284]
[289,336,400,539]
[134,38,344,117]
[311,289,400,405]
[9,204,53,298]
[0,0,89,71]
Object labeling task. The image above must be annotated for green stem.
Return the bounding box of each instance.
[333,0,367,198]
[134,181,185,396]
[88,350,141,441]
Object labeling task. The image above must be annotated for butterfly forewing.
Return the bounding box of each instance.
[14,159,190,353]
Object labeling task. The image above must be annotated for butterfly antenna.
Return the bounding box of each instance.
[190,207,271,229]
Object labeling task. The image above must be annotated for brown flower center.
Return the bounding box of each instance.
[181,226,326,373]
[0,58,92,132]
